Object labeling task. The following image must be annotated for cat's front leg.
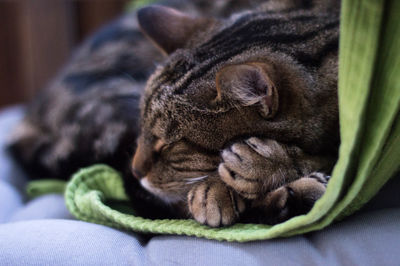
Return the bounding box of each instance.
[218,138,299,199]
[187,177,245,227]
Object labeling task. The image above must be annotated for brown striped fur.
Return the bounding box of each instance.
[133,0,340,226]
[10,0,340,226]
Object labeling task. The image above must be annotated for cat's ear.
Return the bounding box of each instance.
[137,5,211,54]
[216,63,279,119]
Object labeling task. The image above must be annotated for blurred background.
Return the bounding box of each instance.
[0,0,135,109]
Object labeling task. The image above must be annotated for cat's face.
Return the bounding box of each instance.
[131,5,338,204]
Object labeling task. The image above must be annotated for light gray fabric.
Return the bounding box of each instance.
[0,106,27,191]
[1,106,399,266]
[0,220,148,266]
[0,106,28,223]
[0,181,24,223]
[0,210,399,266]
[147,209,400,266]
[8,194,73,222]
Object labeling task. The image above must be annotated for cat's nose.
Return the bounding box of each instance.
[131,167,143,180]
[131,140,152,180]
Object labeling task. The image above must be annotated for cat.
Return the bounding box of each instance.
[9,0,340,226]
[132,0,340,226]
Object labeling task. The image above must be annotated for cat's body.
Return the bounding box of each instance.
[10,0,340,226]
[10,0,271,180]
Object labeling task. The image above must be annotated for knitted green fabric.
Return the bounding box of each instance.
[27,180,67,198]
[33,0,400,242]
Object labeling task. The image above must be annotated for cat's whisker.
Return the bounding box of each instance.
[120,71,136,82]
[185,175,208,184]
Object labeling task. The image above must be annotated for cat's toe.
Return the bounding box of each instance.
[306,172,330,186]
[188,181,245,227]
[251,176,327,224]
[255,186,295,224]
[219,163,262,199]
[219,143,263,199]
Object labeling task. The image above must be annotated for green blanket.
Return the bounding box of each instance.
[28,0,400,242]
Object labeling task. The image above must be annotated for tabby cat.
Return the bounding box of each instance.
[10,0,340,226]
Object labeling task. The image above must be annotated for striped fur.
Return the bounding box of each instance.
[133,1,340,226]
[10,0,340,225]
[141,8,339,152]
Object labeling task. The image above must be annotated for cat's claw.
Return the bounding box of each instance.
[187,180,245,227]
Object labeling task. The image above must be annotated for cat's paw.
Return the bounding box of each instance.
[218,138,296,199]
[307,172,331,185]
[187,179,245,227]
[251,172,329,224]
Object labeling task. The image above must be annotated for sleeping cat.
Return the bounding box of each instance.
[9,0,340,226]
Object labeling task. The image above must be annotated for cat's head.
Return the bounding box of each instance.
[131,5,338,205]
